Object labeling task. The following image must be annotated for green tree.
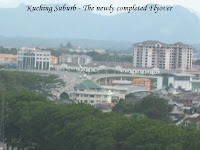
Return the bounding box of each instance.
[112,99,134,114]
[60,92,69,100]
[132,95,173,123]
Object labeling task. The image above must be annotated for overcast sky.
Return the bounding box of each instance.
[0,0,199,16]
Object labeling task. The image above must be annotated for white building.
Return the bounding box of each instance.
[68,49,105,54]
[157,73,194,91]
[56,64,160,75]
[102,86,127,100]
[133,41,193,70]
[17,48,51,70]
[59,54,92,65]
[69,80,113,104]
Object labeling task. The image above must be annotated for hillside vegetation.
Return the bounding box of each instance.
[0,91,200,150]
[0,71,65,97]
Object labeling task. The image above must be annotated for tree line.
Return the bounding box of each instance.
[112,95,174,123]
[0,71,65,97]
[0,91,200,150]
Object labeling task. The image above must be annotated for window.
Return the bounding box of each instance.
[84,94,88,97]
[104,95,107,98]
[90,95,94,98]
[96,95,101,98]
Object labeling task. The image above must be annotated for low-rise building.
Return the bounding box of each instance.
[69,80,113,104]
[68,49,105,54]
[51,56,58,65]
[59,54,92,65]
[132,78,151,90]
[184,114,200,129]
[157,73,194,91]
[0,54,17,65]
[102,86,127,100]
[169,100,184,122]
[55,64,160,75]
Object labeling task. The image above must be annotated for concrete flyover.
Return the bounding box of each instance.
[93,74,158,81]
[91,74,159,86]
[129,90,156,94]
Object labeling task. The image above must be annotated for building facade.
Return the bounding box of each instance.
[133,41,193,70]
[102,86,127,100]
[0,54,17,65]
[56,64,160,75]
[69,80,113,104]
[132,78,151,90]
[157,73,194,91]
[51,56,58,65]
[59,54,92,65]
[17,48,51,70]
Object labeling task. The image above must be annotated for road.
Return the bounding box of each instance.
[2,69,200,98]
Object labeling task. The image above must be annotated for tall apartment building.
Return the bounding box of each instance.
[17,48,51,70]
[59,54,92,65]
[133,41,193,70]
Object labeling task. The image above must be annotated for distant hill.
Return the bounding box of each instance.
[0,4,200,49]
[0,36,132,50]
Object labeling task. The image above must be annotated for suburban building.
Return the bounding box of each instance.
[184,114,200,129]
[17,48,51,70]
[157,73,194,91]
[102,86,128,99]
[133,41,193,70]
[69,80,113,104]
[0,54,17,65]
[132,78,151,90]
[68,49,105,54]
[110,78,150,91]
[168,100,184,122]
[56,64,160,75]
[59,54,92,65]
[51,56,58,65]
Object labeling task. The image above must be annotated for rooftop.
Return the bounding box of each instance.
[134,40,192,48]
[0,54,17,58]
[75,80,102,90]
[171,73,195,77]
